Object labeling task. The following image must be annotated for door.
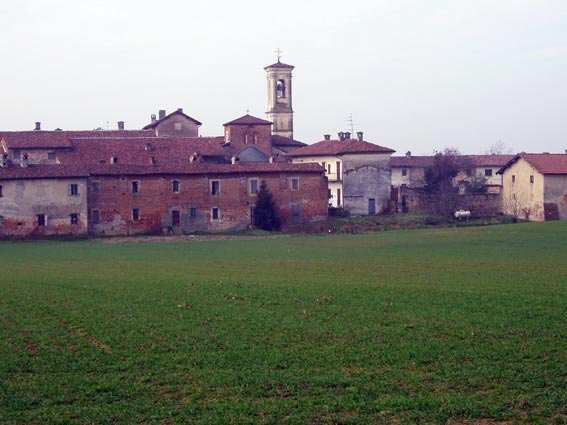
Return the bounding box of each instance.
[544,203,559,221]
[171,210,180,226]
[368,198,376,215]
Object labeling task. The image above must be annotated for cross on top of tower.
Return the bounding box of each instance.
[274,48,283,63]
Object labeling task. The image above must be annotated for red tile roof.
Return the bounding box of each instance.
[57,137,227,166]
[391,154,515,168]
[0,130,153,150]
[289,139,395,157]
[498,153,567,175]
[390,156,435,168]
[0,162,323,180]
[0,164,89,180]
[223,114,272,126]
[271,135,306,147]
[142,109,202,129]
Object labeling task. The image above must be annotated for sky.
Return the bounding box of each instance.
[1,0,566,155]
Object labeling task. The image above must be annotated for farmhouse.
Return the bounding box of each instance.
[289,132,395,215]
[391,153,514,193]
[498,153,567,221]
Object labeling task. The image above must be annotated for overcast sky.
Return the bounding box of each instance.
[1,0,566,155]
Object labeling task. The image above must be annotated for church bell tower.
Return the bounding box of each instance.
[265,52,294,139]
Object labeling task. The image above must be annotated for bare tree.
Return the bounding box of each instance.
[485,141,514,155]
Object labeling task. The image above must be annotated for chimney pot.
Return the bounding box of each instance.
[338,132,344,141]
[117,121,125,131]
[34,122,41,131]
[159,110,166,120]
[357,131,363,141]
[151,114,157,123]
[177,108,183,113]
[324,134,331,140]
[406,151,412,157]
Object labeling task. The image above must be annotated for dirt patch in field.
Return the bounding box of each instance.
[60,319,112,354]
[447,420,513,425]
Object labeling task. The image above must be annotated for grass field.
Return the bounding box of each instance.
[1,222,566,424]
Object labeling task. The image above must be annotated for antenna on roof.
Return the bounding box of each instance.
[347,114,355,135]
[274,48,283,63]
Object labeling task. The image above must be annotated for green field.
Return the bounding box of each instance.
[1,222,566,424]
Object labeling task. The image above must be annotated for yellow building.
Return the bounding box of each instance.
[498,153,567,221]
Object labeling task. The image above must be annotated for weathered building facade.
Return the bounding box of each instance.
[289,132,395,215]
[498,153,567,221]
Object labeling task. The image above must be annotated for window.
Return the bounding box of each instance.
[132,208,140,221]
[327,164,331,174]
[0,185,3,198]
[244,134,249,144]
[337,188,341,207]
[172,180,180,193]
[211,207,220,221]
[530,175,534,184]
[512,175,516,183]
[37,214,46,226]
[290,177,299,191]
[111,156,118,164]
[249,178,259,195]
[131,181,139,194]
[253,133,259,144]
[174,122,182,131]
[276,79,285,98]
[401,168,408,177]
[190,208,197,218]
[91,209,100,224]
[70,213,79,225]
[485,169,493,177]
[336,161,341,180]
[48,151,56,160]
[91,181,100,193]
[68,183,79,196]
[171,210,180,226]
[321,162,326,171]
[210,180,220,196]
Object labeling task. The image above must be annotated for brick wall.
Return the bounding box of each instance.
[225,124,273,156]
[89,171,328,236]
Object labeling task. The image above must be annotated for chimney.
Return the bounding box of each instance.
[324,134,331,140]
[177,108,183,113]
[338,132,345,141]
[151,114,157,123]
[34,122,41,131]
[21,153,29,168]
[159,110,166,120]
[344,132,351,140]
[117,121,125,131]
[356,131,363,141]
[406,151,412,157]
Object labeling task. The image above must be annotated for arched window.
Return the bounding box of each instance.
[276,80,285,98]
[244,134,249,144]
[253,133,258,144]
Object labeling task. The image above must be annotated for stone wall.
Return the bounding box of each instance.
[398,187,502,217]
[0,178,88,238]
[342,154,391,215]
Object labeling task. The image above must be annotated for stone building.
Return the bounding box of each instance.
[498,153,567,221]
[289,132,395,215]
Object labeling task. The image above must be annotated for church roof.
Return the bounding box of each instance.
[142,109,202,129]
[271,135,306,148]
[223,114,272,126]
[264,61,294,70]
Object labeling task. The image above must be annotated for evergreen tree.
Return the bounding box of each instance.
[253,181,281,231]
